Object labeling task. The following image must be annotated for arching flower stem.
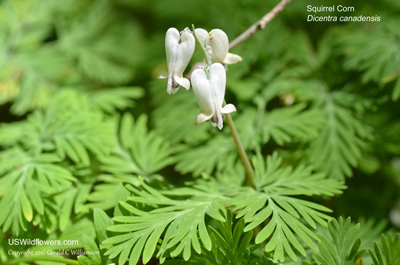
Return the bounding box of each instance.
[192,25,212,68]
[224,103,256,189]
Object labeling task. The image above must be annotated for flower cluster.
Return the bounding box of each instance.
[163,26,242,129]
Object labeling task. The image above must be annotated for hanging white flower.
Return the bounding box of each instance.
[209,29,242,64]
[164,27,195,94]
[191,63,236,129]
[194,28,242,65]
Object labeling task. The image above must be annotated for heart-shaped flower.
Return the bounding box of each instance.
[191,63,236,129]
[164,27,195,94]
[194,28,242,65]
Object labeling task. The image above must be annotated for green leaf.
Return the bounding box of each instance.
[78,255,95,265]
[25,90,115,166]
[57,0,133,85]
[100,113,174,177]
[369,233,400,265]
[150,81,210,144]
[229,153,344,262]
[90,87,144,113]
[94,208,113,248]
[80,234,101,265]
[174,135,236,177]
[339,18,400,101]
[103,178,227,265]
[257,104,325,146]
[307,94,372,180]
[87,180,132,211]
[313,217,365,265]
[0,148,75,235]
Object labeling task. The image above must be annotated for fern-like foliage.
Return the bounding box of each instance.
[187,210,256,265]
[0,0,398,264]
[0,0,145,115]
[358,218,388,250]
[57,0,133,85]
[369,233,400,265]
[313,217,365,265]
[0,148,75,235]
[173,103,325,178]
[0,89,118,235]
[257,104,325,146]
[101,153,345,264]
[230,153,345,262]
[100,113,174,178]
[306,92,373,180]
[103,177,227,264]
[78,234,102,265]
[150,81,211,145]
[174,135,236,177]
[25,93,116,166]
[90,87,144,114]
[339,18,400,100]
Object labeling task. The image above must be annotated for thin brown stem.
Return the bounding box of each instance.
[229,0,291,50]
[225,112,256,189]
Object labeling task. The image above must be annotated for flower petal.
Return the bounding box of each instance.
[191,68,215,119]
[192,63,234,130]
[173,30,195,90]
[165,28,195,94]
[172,75,190,91]
[209,63,226,107]
[209,29,229,63]
[165,28,180,71]
[223,53,242,64]
[222,104,236,114]
[194,28,209,47]
[196,113,214,124]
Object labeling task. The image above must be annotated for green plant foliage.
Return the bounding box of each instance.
[90,87,144,114]
[307,94,373,180]
[0,0,70,114]
[103,177,227,264]
[257,104,325,146]
[230,153,345,262]
[358,218,388,250]
[313,217,365,265]
[0,148,75,235]
[369,233,400,265]
[1,0,399,264]
[174,135,236,177]
[150,80,211,145]
[58,0,133,85]
[100,113,174,178]
[186,210,261,265]
[339,18,400,100]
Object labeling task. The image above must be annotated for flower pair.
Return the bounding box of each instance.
[163,27,241,129]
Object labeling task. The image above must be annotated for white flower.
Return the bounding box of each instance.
[209,29,242,64]
[194,28,242,65]
[164,27,195,94]
[191,63,236,129]
[194,28,210,46]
